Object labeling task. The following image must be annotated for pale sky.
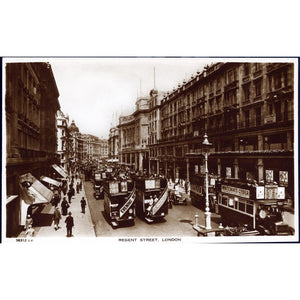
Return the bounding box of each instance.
[48,57,212,138]
[5,57,294,139]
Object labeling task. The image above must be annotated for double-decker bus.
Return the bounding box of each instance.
[103,178,136,228]
[135,176,168,223]
[94,171,106,199]
[190,174,218,212]
[216,178,294,235]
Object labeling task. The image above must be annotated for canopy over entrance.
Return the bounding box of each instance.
[51,164,68,178]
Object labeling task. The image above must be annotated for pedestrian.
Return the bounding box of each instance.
[79,180,83,191]
[25,224,35,237]
[62,185,67,196]
[65,212,74,237]
[53,207,62,230]
[76,182,80,194]
[25,214,33,230]
[61,197,70,216]
[70,186,75,198]
[52,191,60,207]
[146,195,154,216]
[67,189,72,204]
[80,197,87,214]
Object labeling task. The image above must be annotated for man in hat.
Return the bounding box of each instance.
[61,197,70,216]
[80,197,87,214]
[53,207,61,230]
[65,212,74,237]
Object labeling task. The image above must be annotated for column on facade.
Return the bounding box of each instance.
[173,161,176,180]
[156,160,160,175]
[234,137,239,151]
[286,131,292,150]
[186,158,190,181]
[217,158,221,177]
[139,152,143,171]
[233,158,239,179]
[257,158,264,182]
[258,134,264,151]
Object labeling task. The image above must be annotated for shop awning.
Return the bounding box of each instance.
[40,176,62,187]
[19,173,53,205]
[51,164,68,178]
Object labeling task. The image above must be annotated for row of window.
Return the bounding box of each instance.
[161,65,290,120]
[218,195,254,215]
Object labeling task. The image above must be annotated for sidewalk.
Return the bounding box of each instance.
[20,178,95,238]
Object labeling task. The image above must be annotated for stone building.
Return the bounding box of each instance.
[118,96,150,171]
[108,126,119,162]
[148,89,165,175]
[56,110,70,171]
[5,62,60,236]
[158,62,294,198]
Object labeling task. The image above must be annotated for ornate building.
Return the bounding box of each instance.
[108,126,119,162]
[56,110,70,171]
[148,89,164,175]
[118,96,150,171]
[158,62,294,199]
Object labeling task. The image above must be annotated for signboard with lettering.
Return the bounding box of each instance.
[120,181,128,192]
[266,170,273,183]
[226,167,232,178]
[277,187,285,199]
[221,185,250,199]
[145,179,155,190]
[109,182,119,194]
[279,171,288,186]
[152,189,168,215]
[256,186,265,199]
[119,191,135,217]
[265,186,277,199]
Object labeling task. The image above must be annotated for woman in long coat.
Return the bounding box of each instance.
[61,197,70,216]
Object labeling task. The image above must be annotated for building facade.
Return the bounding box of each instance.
[56,110,70,171]
[158,62,294,198]
[148,89,164,175]
[86,135,108,161]
[5,62,60,236]
[108,126,119,161]
[118,96,150,171]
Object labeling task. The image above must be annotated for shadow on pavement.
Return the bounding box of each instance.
[179,219,193,224]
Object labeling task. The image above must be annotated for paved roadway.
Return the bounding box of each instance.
[84,180,221,237]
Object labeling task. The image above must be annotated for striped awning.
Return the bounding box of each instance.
[19,173,53,205]
[40,176,62,187]
[51,164,68,178]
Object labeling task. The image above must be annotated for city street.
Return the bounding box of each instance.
[84,180,221,237]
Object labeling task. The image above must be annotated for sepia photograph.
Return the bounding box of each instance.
[3,57,298,242]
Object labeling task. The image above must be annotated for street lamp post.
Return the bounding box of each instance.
[202,133,212,230]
